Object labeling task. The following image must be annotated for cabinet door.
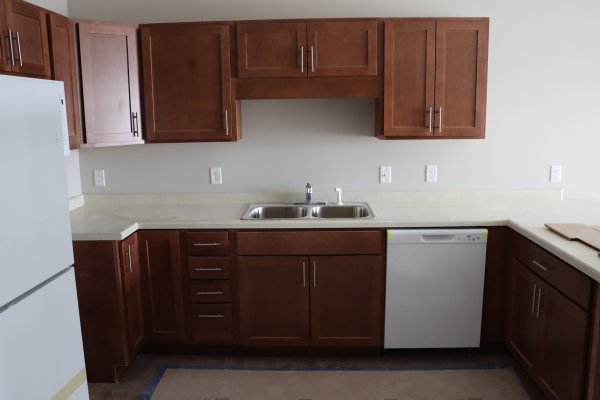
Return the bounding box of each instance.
[506,259,542,377]
[141,24,235,142]
[537,284,589,400]
[47,13,81,149]
[307,20,377,77]
[0,0,10,73]
[78,22,143,146]
[138,231,186,342]
[310,255,383,346]
[238,256,310,346]
[383,20,436,137]
[434,20,488,138]
[4,0,50,77]
[120,233,144,359]
[237,22,306,78]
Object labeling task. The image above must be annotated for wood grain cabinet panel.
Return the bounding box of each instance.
[140,23,237,142]
[138,230,186,342]
[78,21,143,147]
[1,0,50,77]
[383,19,488,138]
[507,232,592,400]
[0,0,9,73]
[310,255,383,346]
[47,13,81,149]
[237,20,378,79]
[72,233,145,383]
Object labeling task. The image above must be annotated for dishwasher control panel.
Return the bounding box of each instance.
[455,233,486,243]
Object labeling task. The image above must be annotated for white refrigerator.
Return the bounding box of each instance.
[0,75,89,399]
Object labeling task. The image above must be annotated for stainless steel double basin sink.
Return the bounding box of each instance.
[241,202,375,220]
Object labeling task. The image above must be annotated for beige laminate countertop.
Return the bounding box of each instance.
[69,192,600,282]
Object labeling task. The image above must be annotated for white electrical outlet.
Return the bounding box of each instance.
[379,166,392,184]
[425,165,438,183]
[550,165,562,183]
[210,167,223,185]
[93,169,106,187]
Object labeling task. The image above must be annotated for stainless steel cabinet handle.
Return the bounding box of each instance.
[193,242,221,247]
[313,261,317,288]
[224,110,229,135]
[427,107,433,133]
[302,262,306,288]
[197,314,224,319]
[532,260,548,272]
[531,284,537,315]
[300,45,304,73]
[15,31,22,67]
[127,245,132,273]
[310,46,314,73]
[436,107,443,133]
[132,112,139,137]
[535,288,543,319]
[196,291,224,295]
[194,267,222,271]
[7,31,15,66]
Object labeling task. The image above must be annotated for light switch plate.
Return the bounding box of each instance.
[93,169,106,187]
[426,165,438,183]
[210,167,222,185]
[379,166,392,184]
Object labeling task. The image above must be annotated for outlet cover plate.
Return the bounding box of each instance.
[210,167,223,185]
[550,165,562,183]
[93,169,106,187]
[379,166,392,184]
[426,165,438,183]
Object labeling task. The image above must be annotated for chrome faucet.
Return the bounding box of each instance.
[335,187,343,204]
[305,182,313,204]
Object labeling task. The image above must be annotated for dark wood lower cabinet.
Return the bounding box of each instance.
[72,233,144,383]
[238,256,310,346]
[138,230,186,342]
[507,233,592,400]
[310,255,382,346]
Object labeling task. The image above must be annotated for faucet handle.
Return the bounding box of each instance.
[334,187,343,204]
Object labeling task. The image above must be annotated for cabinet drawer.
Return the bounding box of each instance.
[188,257,230,279]
[237,230,383,255]
[511,232,592,310]
[191,304,234,344]
[190,281,232,303]
[187,232,229,256]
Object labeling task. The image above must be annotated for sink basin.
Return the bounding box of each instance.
[241,203,374,220]
[243,205,308,219]
[310,205,373,219]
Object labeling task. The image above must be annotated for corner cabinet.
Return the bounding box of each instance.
[507,232,592,400]
[382,19,488,138]
[77,21,143,147]
[237,20,378,78]
[0,0,51,77]
[237,230,384,347]
[47,13,82,149]
[140,23,238,142]
[72,233,144,383]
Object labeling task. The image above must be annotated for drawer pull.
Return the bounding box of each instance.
[196,291,224,295]
[198,314,224,319]
[531,284,537,315]
[194,267,223,271]
[532,260,549,272]
[193,242,221,247]
[535,288,543,319]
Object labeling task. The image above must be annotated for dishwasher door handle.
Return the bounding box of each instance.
[419,234,456,242]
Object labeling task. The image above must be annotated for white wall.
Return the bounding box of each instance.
[28,0,67,15]
[68,0,600,199]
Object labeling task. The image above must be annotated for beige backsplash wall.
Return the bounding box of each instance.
[67,0,600,199]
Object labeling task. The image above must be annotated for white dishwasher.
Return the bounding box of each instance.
[384,229,487,349]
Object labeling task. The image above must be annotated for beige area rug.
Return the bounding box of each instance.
[148,367,530,400]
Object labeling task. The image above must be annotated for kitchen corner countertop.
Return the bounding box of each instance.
[69,192,600,282]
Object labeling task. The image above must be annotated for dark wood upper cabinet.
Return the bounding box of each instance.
[383,19,488,138]
[138,230,186,342]
[237,20,378,79]
[140,23,237,142]
[1,0,51,77]
[47,13,81,149]
[77,21,143,147]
